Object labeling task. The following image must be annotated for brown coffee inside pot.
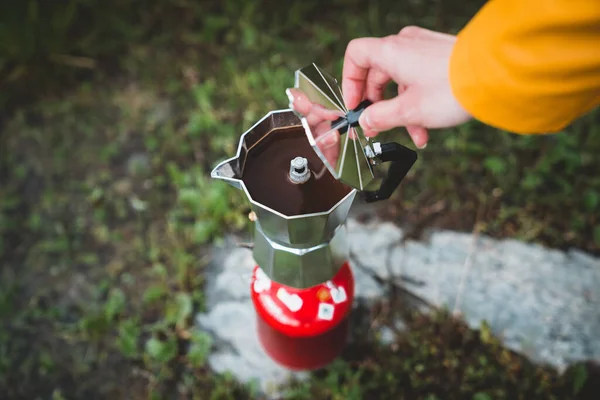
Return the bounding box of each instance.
[242,126,352,216]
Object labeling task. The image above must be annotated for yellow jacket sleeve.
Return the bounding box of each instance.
[449,0,600,134]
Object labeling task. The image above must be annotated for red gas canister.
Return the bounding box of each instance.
[251,262,354,370]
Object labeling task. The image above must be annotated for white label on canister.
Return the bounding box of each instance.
[317,303,335,321]
[330,287,347,304]
[253,268,272,293]
[325,281,347,304]
[260,295,299,327]
[276,288,303,312]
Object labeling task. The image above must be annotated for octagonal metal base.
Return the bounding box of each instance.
[253,220,348,288]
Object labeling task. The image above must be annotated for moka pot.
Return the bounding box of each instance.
[211,63,418,370]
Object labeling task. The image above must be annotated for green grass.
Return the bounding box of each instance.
[1,0,599,399]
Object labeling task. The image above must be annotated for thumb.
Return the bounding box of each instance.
[359,90,421,136]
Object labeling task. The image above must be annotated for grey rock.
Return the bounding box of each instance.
[352,261,385,300]
[213,269,252,301]
[347,218,403,279]
[214,247,254,301]
[349,219,600,372]
[377,326,396,345]
[203,244,254,308]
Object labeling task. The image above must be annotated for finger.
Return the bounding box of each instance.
[342,37,402,109]
[287,89,340,119]
[287,88,343,135]
[286,88,313,115]
[358,88,422,135]
[365,68,391,103]
[314,120,339,145]
[406,125,429,149]
[312,103,344,121]
[398,25,456,42]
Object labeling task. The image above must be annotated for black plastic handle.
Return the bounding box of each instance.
[363,141,418,203]
[332,99,372,134]
[331,99,418,202]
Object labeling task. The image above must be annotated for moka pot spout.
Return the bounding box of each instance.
[211,157,243,190]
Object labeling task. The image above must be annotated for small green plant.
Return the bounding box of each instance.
[167,162,248,244]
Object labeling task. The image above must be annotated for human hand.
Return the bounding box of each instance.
[342,26,472,148]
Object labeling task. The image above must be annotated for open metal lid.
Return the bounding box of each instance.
[286,63,377,191]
